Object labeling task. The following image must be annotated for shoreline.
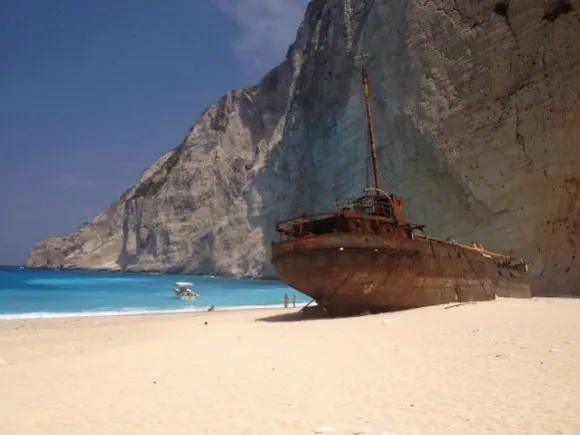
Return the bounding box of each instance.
[2,296,578,321]
[0,302,312,321]
[0,306,298,331]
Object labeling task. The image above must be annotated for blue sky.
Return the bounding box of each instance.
[0,0,309,264]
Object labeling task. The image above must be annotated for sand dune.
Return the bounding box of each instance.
[0,297,579,435]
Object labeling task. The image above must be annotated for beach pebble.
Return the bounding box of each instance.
[314,425,334,433]
[381,318,391,324]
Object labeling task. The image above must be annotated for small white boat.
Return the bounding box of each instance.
[173,281,198,300]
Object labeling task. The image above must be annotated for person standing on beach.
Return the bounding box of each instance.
[283,293,289,308]
[292,294,296,308]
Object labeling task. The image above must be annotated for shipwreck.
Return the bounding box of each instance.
[270,63,531,316]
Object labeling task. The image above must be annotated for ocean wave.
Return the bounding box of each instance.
[0,302,313,320]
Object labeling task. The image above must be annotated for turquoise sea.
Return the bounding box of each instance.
[0,266,306,319]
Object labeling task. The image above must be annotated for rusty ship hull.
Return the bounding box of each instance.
[271,232,530,316]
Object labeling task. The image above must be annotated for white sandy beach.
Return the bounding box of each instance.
[0,297,579,435]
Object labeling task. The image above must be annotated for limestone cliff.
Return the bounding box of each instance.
[27,0,580,296]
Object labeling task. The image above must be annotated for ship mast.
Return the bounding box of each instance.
[361,67,381,195]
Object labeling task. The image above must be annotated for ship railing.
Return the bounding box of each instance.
[415,234,529,271]
[275,196,392,233]
[275,211,338,235]
[334,196,392,217]
[275,196,394,236]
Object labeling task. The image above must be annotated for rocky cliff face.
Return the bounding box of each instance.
[27,0,580,296]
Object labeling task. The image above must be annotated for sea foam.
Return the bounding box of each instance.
[0,303,312,320]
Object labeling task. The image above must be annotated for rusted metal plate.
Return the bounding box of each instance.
[271,233,531,316]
